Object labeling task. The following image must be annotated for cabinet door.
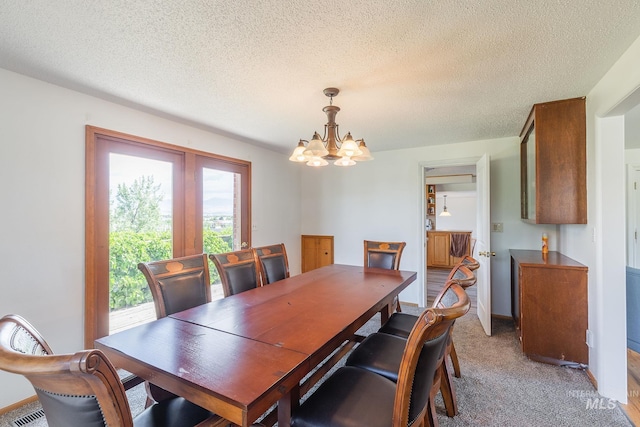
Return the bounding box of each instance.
[431,233,450,267]
[520,97,586,224]
[301,235,334,273]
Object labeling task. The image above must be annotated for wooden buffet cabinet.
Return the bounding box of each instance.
[427,231,472,268]
[510,249,588,366]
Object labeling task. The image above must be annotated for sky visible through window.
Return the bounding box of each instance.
[109,153,234,215]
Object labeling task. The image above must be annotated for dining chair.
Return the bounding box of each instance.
[253,243,290,285]
[346,281,471,426]
[290,305,457,427]
[448,256,478,377]
[210,249,262,296]
[138,253,212,319]
[364,240,406,312]
[0,314,225,427]
[379,261,477,383]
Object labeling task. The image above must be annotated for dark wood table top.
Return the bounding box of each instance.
[96,264,416,427]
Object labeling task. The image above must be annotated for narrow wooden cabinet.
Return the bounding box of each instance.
[427,231,472,268]
[520,97,586,224]
[301,235,334,273]
[510,249,588,366]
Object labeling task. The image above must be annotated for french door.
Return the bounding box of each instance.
[85,126,251,348]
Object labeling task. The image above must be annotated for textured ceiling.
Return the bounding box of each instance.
[2,1,640,154]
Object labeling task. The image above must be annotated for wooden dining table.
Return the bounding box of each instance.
[95,264,416,427]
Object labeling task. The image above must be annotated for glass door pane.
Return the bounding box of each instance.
[202,167,241,299]
[108,153,173,333]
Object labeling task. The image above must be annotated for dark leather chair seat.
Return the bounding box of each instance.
[133,396,214,427]
[378,312,416,338]
[345,332,406,381]
[291,366,396,427]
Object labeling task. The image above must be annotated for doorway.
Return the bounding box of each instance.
[420,157,491,335]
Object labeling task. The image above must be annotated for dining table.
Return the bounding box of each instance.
[95,263,417,427]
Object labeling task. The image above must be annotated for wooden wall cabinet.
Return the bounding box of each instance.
[520,97,586,224]
[427,231,471,268]
[510,249,588,366]
[301,235,334,273]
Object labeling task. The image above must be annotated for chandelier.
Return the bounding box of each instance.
[289,88,373,167]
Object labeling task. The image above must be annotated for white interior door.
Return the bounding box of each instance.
[475,154,492,335]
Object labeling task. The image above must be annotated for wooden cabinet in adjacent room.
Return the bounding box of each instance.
[301,235,334,273]
[510,249,588,366]
[427,231,472,268]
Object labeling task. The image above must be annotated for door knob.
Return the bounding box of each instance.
[241,241,249,249]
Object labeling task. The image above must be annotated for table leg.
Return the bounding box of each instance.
[380,301,393,326]
[277,384,300,427]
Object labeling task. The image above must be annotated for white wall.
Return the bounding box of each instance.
[0,68,302,408]
[435,191,477,234]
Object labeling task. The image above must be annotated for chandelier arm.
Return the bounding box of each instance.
[334,124,342,145]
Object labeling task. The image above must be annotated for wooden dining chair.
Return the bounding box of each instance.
[364,240,406,312]
[253,243,290,285]
[0,314,224,427]
[379,261,477,383]
[210,249,262,296]
[447,257,478,378]
[138,254,212,319]
[346,282,471,426]
[291,305,457,427]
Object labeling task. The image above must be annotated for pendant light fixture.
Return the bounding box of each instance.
[289,88,373,167]
[440,195,452,217]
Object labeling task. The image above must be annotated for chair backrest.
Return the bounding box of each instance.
[446,263,477,288]
[210,249,262,297]
[461,254,480,271]
[254,243,290,285]
[364,240,406,270]
[432,279,471,310]
[138,254,212,318]
[0,314,134,427]
[392,288,470,427]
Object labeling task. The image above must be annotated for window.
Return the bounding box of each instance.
[85,126,251,347]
